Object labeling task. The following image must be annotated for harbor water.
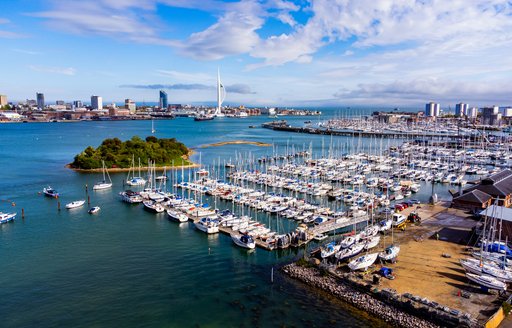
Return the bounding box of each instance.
[0,112,457,327]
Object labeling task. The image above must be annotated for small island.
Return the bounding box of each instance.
[69,136,195,171]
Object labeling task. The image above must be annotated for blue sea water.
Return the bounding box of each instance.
[0,111,439,327]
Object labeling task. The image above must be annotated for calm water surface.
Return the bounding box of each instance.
[0,112,443,327]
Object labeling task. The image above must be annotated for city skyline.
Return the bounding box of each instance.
[1,1,511,106]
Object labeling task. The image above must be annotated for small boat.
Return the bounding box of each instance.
[313,233,328,242]
[194,217,220,234]
[363,235,381,250]
[66,200,86,209]
[126,177,146,186]
[379,244,400,261]
[194,114,215,121]
[167,209,188,223]
[43,186,59,198]
[465,272,507,291]
[335,242,365,261]
[0,212,16,224]
[348,252,379,271]
[231,233,256,249]
[88,206,101,214]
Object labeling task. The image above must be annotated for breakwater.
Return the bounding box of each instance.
[282,263,477,328]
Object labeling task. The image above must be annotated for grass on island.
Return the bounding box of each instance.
[199,140,272,148]
[70,136,192,170]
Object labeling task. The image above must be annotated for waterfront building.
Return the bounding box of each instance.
[159,90,168,109]
[91,95,103,110]
[455,103,468,117]
[125,99,136,113]
[214,68,226,117]
[56,100,65,106]
[425,102,440,117]
[452,169,512,212]
[73,100,83,109]
[36,92,45,110]
[0,94,7,106]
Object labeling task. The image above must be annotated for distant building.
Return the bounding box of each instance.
[73,100,83,109]
[125,99,136,113]
[0,95,7,106]
[159,90,168,109]
[481,106,501,126]
[466,107,478,118]
[425,102,440,117]
[455,103,468,117]
[56,100,65,106]
[91,95,103,110]
[109,107,130,116]
[36,92,45,110]
[502,107,512,117]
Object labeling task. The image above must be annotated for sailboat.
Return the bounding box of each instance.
[151,118,156,134]
[93,160,113,190]
[126,156,146,186]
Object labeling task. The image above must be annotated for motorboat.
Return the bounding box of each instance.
[340,234,359,248]
[0,212,16,224]
[379,244,400,261]
[348,252,379,271]
[231,233,256,249]
[66,200,86,209]
[43,186,59,198]
[126,177,146,186]
[194,217,220,234]
[378,218,392,232]
[313,233,328,242]
[120,190,143,203]
[143,200,165,213]
[392,213,406,227]
[166,209,189,223]
[88,206,101,214]
[465,272,507,291]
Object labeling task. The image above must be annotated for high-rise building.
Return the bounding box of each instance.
[125,99,136,112]
[159,90,168,109]
[455,103,468,117]
[36,92,45,110]
[467,107,478,118]
[91,95,103,110]
[56,100,65,106]
[0,95,7,106]
[73,100,83,109]
[214,68,226,117]
[425,102,440,117]
[481,106,501,126]
[501,107,512,117]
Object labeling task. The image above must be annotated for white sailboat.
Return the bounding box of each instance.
[126,156,146,186]
[93,160,113,190]
[465,272,507,291]
[66,200,86,209]
[151,118,156,134]
[348,252,379,271]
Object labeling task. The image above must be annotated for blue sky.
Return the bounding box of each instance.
[1,0,511,107]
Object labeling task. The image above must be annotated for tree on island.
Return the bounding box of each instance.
[71,136,190,169]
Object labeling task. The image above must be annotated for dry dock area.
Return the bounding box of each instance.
[337,202,506,325]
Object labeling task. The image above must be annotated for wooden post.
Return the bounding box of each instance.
[88,196,90,205]
[85,184,88,194]
[58,201,61,211]
[22,208,25,219]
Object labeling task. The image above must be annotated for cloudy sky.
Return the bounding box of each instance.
[1,0,511,107]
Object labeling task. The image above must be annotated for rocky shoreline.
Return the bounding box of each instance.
[283,263,440,328]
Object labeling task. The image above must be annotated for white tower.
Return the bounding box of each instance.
[215,68,226,117]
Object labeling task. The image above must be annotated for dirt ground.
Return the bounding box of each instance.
[344,202,507,323]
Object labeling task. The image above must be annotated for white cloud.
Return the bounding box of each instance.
[156,70,212,82]
[29,65,76,76]
[11,48,41,55]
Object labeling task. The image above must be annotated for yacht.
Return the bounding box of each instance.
[0,212,16,224]
[167,209,189,223]
[379,244,400,261]
[231,233,256,249]
[65,200,85,209]
[143,200,165,213]
[43,186,59,198]
[194,217,220,234]
[119,190,143,203]
[465,272,507,291]
[93,160,112,190]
